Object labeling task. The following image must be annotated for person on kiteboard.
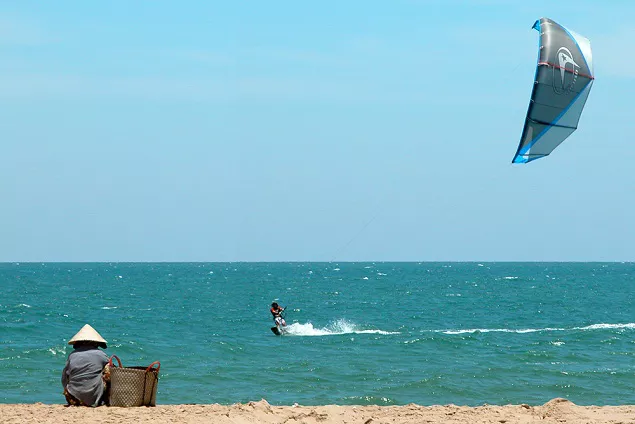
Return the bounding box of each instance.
[270,302,286,327]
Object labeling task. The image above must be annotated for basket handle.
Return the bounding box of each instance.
[146,361,160,373]
[108,355,123,368]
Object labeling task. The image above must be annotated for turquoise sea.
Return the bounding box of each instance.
[1,262,634,406]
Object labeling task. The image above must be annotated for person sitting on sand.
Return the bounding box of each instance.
[61,324,109,407]
[270,302,286,327]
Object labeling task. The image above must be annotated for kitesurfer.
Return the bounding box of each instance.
[270,302,286,327]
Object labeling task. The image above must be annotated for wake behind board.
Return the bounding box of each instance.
[271,326,281,336]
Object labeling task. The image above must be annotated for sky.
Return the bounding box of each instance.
[1,1,634,262]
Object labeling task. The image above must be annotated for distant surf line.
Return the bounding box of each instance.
[434,323,635,335]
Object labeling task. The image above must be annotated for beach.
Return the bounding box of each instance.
[1,399,635,424]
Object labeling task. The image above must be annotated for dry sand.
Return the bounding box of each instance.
[1,398,634,423]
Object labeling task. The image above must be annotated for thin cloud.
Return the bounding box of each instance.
[591,26,635,78]
[0,15,58,46]
[0,73,367,103]
[167,49,236,67]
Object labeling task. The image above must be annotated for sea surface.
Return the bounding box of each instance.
[1,262,634,406]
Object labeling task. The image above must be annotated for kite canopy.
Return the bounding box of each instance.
[512,18,594,164]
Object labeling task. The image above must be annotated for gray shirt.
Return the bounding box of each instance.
[61,346,109,406]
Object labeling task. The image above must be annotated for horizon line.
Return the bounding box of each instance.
[1,260,633,264]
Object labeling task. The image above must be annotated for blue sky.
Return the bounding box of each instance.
[1,1,634,262]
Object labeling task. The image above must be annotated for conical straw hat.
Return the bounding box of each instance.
[68,324,107,348]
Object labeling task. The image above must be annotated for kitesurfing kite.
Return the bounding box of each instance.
[511,17,594,164]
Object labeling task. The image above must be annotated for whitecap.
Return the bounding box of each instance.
[441,327,561,335]
[437,323,635,335]
[48,347,66,356]
[577,323,635,330]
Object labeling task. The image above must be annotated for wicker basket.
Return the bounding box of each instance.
[108,355,160,407]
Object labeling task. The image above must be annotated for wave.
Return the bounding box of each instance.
[437,323,635,335]
[47,346,67,356]
[283,319,399,337]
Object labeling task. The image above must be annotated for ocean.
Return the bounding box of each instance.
[1,262,633,406]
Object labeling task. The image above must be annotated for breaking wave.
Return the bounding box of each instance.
[437,323,635,335]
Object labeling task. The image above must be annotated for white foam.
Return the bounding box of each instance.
[48,347,66,356]
[439,323,635,335]
[442,327,564,334]
[283,319,399,337]
[577,323,635,330]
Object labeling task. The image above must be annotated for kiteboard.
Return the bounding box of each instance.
[271,326,282,336]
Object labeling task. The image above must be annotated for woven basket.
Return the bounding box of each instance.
[108,355,160,407]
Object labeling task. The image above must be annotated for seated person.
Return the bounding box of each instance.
[61,324,109,406]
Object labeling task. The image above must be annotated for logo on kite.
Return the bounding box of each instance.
[553,47,579,95]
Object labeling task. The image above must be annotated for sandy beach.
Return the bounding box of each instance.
[1,398,634,424]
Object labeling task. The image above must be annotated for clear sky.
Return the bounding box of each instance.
[1,1,634,262]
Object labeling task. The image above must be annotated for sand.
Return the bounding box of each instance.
[1,398,634,424]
